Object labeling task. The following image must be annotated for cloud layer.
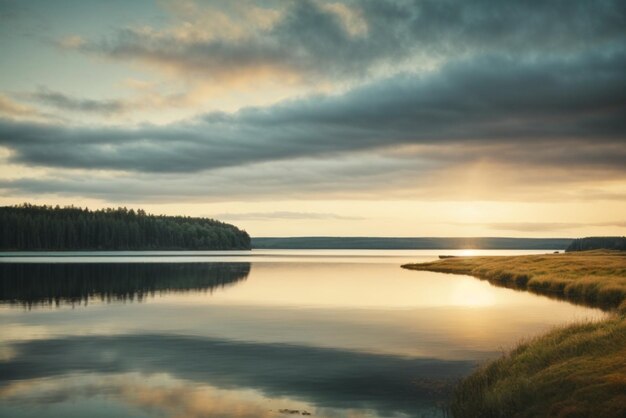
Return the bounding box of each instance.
[80,0,626,84]
[2,51,625,175]
[0,0,624,209]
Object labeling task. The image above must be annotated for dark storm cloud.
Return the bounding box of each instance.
[82,0,626,81]
[1,50,625,173]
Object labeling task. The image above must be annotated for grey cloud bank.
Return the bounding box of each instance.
[0,0,624,203]
[1,51,625,174]
[85,0,626,82]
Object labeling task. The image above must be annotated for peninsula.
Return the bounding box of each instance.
[403,250,626,417]
[0,204,251,251]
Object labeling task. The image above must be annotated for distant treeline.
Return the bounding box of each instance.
[566,236,626,252]
[0,204,250,250]
[252,237,573,250]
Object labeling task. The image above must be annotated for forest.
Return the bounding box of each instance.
[0,204,250,250]
[566,236,626,252]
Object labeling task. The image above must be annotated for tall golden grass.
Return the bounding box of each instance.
[402,250,626,417]
[448,318,626,417]
[402,250,626,313]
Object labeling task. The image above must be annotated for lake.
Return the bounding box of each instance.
[0,250,606,418]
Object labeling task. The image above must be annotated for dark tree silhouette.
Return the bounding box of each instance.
[566,236,626,252]
[0,204,250,250]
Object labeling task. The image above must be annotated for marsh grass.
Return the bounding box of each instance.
[448,318,626,417]
[402,250,626,313]
[402,251,626,417]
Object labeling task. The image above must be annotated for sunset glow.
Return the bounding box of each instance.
[0,0,624,237]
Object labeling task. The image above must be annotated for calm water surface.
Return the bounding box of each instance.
[0,250,606,418]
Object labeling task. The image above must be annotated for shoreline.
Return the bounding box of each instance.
[402,250,626,417]
[402,250,626,314]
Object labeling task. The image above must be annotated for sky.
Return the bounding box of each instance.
[0,0,625,237]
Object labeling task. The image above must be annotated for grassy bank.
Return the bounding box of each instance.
[402,251,626,313]
[449,318,626,417]
[402,251,626,417]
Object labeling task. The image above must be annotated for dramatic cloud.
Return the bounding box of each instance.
[1,51,624,174]
[77,0,626,84]
[1,144,624,204]
[0,0,625,233]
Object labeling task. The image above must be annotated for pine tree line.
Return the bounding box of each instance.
[565,236,626,252]
[0,204,251,250]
